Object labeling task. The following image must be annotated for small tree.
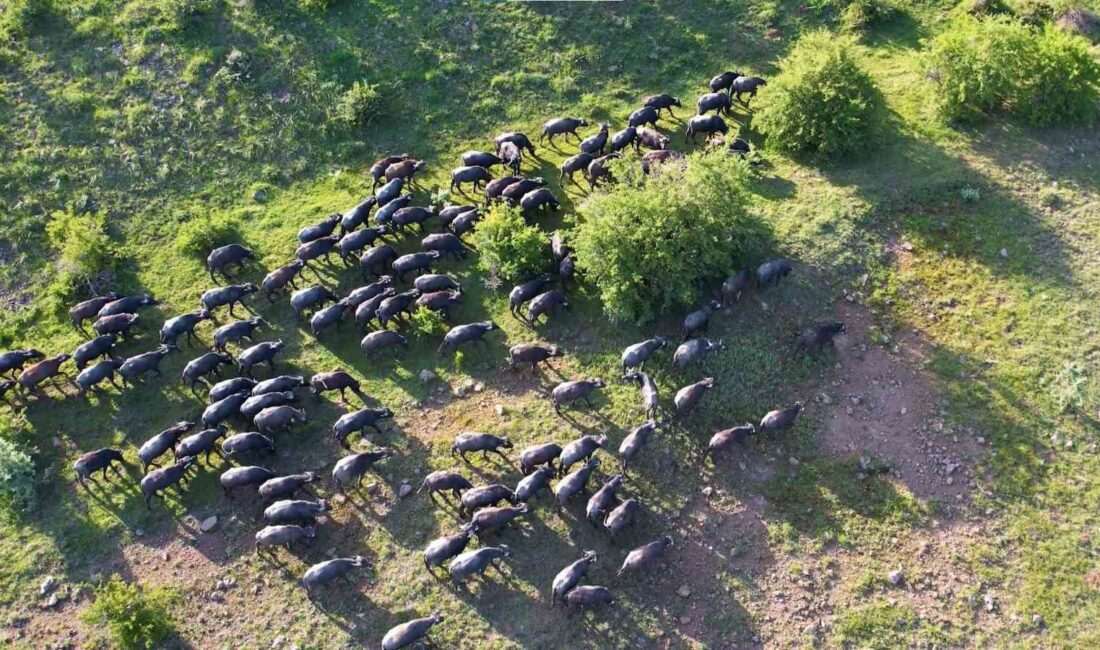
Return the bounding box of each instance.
[471,204,551,283]
[82,576,177,650]
[755,31,885,158]
[573,153,763,324]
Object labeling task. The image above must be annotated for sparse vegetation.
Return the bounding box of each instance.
[755,31,885,157]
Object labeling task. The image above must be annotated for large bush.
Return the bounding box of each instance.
[471,204,551,283]
[175,212,242,257]
[46,210,116,294]
[0,437,35,515]
[573,153,763,324]
[754,31,885,157]
[925,15,1100,124]
[82,576,177,650]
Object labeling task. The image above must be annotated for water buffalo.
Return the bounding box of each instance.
[73,334,117,370]
[438,321,496,356]
[254,405,307,436]
[635,127,669,151]
[697,91,732,115]
[540,118,588,145]
[495,132,537,156]
[303,556,367,596]
[238,340,284,377]
[674,377,715,415]
[686,114,729,143]
[708,424,757,455]
[551,379,605,415]
[290,285,337,319]
[138,421,193,472]
[73,448,125,488]
[140,456,196,509]
[709,70,744,94]
[206,244,255,280]
[262,261,305,301]
[418,470,474,502]
[559,434,608,476]
[68,293,120,330]
[672,338,724,370]
[332,407,394,449]
[381,613,443,650]
[508,343,564,371]
[732,76,767,104]
[200,283,257,318]
[451,431,512,463]
[160,310,212,348]
[759,403,804,433]
[644,93,682,117]
[621,337,666,371]
[97,294,157,318]
[92,313,139,338]
[360,329,408,358]
[609,126,638,153]
[559,152,595,186]
[450,166,493,194]
[757,258,793,287]
[17,353,71,395]
[213,317,265,352]
[722,268,752,304]
[310,370,364,402]
[579,123,609,155]
[340,197,377,233]
[331,449,393,492]
[628,106,660,129]
[299,213,341,244]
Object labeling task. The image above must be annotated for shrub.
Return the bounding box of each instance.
[573,153,762,324]
[299,0,339,10]
[46,210,116,293]
[840,0,897,34]
[408,308,448,339]
[754,31,885,157]
[334,81,385,127]
[0,437,35,515]
[925,15,1100,124]
[82,576,177,650]
[1020,26,1100,124]
[214,48,251,84]
[471,204,550,283]
[1012,0,1057,26]
[0,0,53,41]
[175,212,241,257]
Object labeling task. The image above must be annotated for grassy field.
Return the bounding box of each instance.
[1,0,1099,648]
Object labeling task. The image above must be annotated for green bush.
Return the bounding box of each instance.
[471,204,550,283]
[840,0,897,34]
[0,0,53,41]
[925,15,1100,124]
[46,210,116,293]
[82,576,177,650]
[573,152,762,324]
[408,307,448,339]
[334,81,385,127]
[175,212,242,257]
[0,437,35,515]
[754,31,885,157]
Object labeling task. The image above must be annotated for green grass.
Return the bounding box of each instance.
[1,0,1100,647]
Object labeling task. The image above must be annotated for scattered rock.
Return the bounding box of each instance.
[201,516,219,533]
[701,487,713,497]
[397,482,414,498]
[44,593,61,609]
[678,585,691,598]
[983,593,997,612]
[419,369,437,383]
[332,494,347,504]
[40,576,57,596]
[473,382,484,393]
[253,188,268,203]
[788,457,799,467]
[888,569,904,586]
[679,615,691,624]
[1032,614,1044,628]
[494,404,506,416]
[1000,248,1008,258]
